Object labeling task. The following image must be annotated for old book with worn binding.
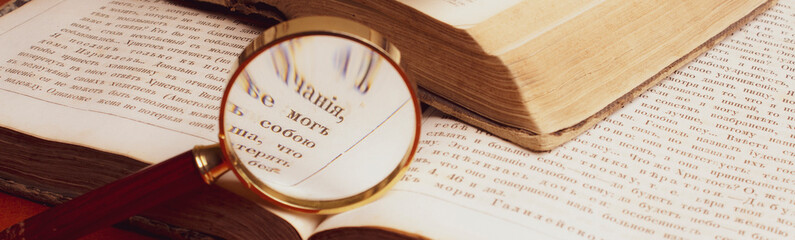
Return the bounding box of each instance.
[195,0,776,151]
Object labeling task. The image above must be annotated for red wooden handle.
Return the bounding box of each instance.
[1,150,209,240]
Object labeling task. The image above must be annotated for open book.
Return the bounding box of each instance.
[197,0,776,151]
[1,0,794,239]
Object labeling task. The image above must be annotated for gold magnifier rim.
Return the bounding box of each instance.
[217,16,421,214]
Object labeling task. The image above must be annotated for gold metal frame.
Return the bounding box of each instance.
[193,144,227,185]
[217,16,421,214]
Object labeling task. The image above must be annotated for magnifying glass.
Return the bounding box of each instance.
[1,16,420,240]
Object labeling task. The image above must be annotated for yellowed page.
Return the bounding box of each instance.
[0,0,242,160]
[316,1,795,238]
[0,0,321,238]
[396,0,520,28]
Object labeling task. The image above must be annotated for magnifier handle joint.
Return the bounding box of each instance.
[194,144,228,184]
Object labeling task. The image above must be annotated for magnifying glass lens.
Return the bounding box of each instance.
[221,29,418,210]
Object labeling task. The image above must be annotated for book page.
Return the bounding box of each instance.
[0,0,321,238]
[315,1,795,239]
[0,0,254,161]
[395,0,520,28]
